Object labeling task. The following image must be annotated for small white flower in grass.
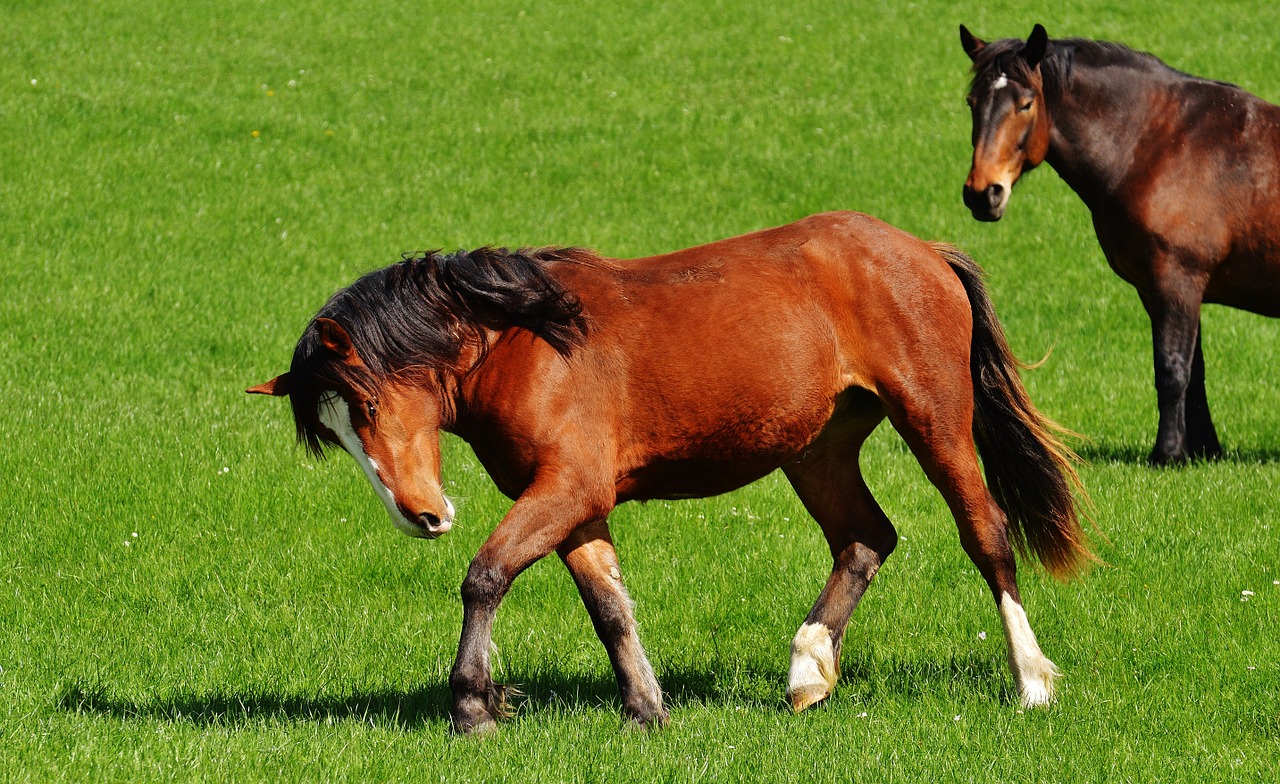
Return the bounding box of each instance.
[978,631,987,641]
[132,532,138,538]
[954,715,961,722]
[1274,580,1279,586]
[1242,590,1255,601]
[857,712,868,718]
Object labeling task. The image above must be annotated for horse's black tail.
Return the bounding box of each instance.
[933,243,1094,579]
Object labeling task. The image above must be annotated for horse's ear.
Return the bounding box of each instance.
[315,317,356,359]
[960,24,986,61]
[1022,24,1048,68]
[247,373,291,396]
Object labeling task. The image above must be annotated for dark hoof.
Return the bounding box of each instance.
[1189,444,1224,462]
[1148,447,1187,467]
[450,715,498,736]
[623,705,670,730]
[451,683,521,735]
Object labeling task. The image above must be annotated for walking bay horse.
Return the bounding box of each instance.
[961,24,1280,464]
[248,212,1091,733]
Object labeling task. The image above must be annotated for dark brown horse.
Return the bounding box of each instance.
[961,24,1280,464]
[248,212,1091,733]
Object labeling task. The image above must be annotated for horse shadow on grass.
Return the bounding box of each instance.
[53,667,744,729]
[1076,440,1280,465]
[55,652,1016,727]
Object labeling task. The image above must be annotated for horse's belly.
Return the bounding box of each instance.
[615,407,829,502]
[615,453,792,502]
[1205,251,1280,317]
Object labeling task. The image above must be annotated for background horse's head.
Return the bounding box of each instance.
[248,248,590,539]
[960,24,1051,221]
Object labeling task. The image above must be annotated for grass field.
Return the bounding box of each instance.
[3,0,1278,780]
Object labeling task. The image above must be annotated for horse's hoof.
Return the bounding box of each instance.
[624,707,670,730]
[787,622,838,712]
[451,716,498,737]
[788,684,832,713]
[1189,445,1224,462]
[1147,448,1187,467]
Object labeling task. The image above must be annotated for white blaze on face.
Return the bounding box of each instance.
[998,592,1061,708]
[317,391,436,538]
[993,73,1009,90]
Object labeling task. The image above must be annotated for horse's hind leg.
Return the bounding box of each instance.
[1185,327,1222,459]
[557,519,667,727]
[782,420,897,711]
[886,393,1060,707]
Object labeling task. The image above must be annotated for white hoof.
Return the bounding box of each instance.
[787,622,837,712]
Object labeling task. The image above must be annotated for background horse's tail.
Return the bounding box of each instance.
[932,243,1094,579]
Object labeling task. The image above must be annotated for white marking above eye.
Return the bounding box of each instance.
[993,73,1009,90]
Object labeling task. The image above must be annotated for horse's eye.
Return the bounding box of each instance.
[1018,100,1033,113]
[365,400,378,419]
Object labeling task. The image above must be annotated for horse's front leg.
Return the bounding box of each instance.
[449,473,614,734]
[557,519,667,726]
[1143,287,1206,465]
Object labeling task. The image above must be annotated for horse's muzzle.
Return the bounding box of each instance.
[963,182,1007,222]
[417,511,453,538]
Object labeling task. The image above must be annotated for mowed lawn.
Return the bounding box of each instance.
[2,0,1278,780]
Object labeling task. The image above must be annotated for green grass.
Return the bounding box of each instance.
[3,0,1279,780]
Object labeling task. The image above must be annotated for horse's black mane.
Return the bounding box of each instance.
[969,36,1191,103]
[288,246,593,456]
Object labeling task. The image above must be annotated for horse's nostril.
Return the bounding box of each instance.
[418,512,441,530]
[988,183,1004,203]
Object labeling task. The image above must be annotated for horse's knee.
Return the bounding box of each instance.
[460,557,509,609]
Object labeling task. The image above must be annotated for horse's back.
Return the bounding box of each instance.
[564,211,967,392]
[1122,78,1280,313]
[537,213,973,500]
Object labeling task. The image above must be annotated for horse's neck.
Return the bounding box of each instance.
[1045,62,1174,205]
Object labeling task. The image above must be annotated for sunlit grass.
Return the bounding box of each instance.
[2,0,1279,781]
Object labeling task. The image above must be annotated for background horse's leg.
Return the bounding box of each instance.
[557,519,667,727]
[1141,286,1207,464]
[782,421,896,712]
[450,473,614,734]
[887,394,1061,707]
[1185,328,1223,459]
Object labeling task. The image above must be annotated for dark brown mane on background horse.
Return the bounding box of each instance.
[961,23,1280,464]
[249,212,1092,734]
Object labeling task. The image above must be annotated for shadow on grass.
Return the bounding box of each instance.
[54,653,1020,727]
[55,678,456,728]
[52,665,763,728]
[1076,441,1280,465]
